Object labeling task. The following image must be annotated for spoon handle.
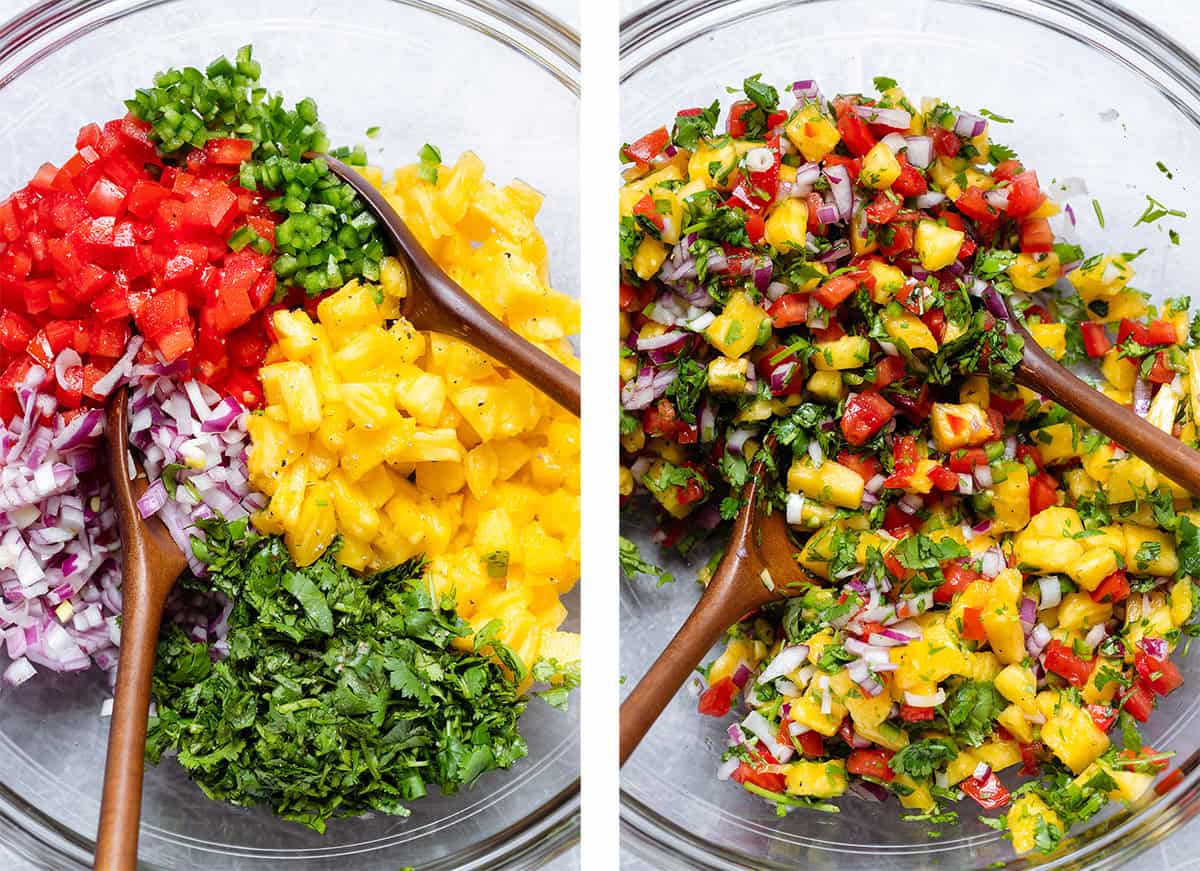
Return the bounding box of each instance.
[620,557,768,766]
[95,584,164,870]
[1016,328,1200,496]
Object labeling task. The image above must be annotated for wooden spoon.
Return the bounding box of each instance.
[1007,299,1200,493]
[620,442,805,765]
[620,309,1200,765]
[316,153,580,417]
[95,387,188,871]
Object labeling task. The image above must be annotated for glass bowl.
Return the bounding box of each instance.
[620,0,1200,868]
[0,1,579,868]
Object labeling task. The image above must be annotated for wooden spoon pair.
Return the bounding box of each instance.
[93,157,580,870]
[619,304,1200,764]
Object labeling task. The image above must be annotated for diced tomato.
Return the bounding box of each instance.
[872,353,905,388]
[126,179,172,220]
[642,398,679,438]
[1004,171,1045,219]
[632,193,665,231]
[1146,351,1174,385]
[1043,640,1095,688]
[204,138,255,166]
[1117,318,1150,346]
[222,369,264,410]
[837,451,880,482]
[883,503,919,538]
[89,320,129,358]
[1019,742,1043,776]
[960,606,987,643]
[0,310,36,353]
[961,771,1011,810]
[891,154,927,198]
[1079,322,1112,358]
[1019,218,1054,253]
[1029,472,1058,516]
[846,749,895,782]
[1156,768,1185,795]
[878,219,914,257]
[822,153,861,184]
[928,464,959,491]
[1146,319,1178,346]
[956,186,999,223]
[767,293,809,329]
[841,391,895,446]
[731,759,786,793]
[745,210,765,244]
[920,308,946,344]
[864,190,901,225]
[727,101,755,139]
[947,448,989,473]
[1121,681,1156,722]
[898,704,936,722]
[814,274,859,309]
[676,476,706,505]
[620,282,654,313]
[893,434,918,467]
[935,562,984,604]
[1135,643,1184,696]
[1087,704,1117,732]
[795,729,824,757]
[1090,570,1130,604]
[836,109,877,157]
[698,676,738,717]
[992,159,1024,182]
[930,126,961,158]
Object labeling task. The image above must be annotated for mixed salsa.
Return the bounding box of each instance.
[618,74,1197,854]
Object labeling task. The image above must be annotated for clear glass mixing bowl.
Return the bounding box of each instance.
[620,1,1200,867]
[0,1,579,868]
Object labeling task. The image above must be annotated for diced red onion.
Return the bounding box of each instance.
[758,645,810,684]
[1038,576,1062,610]
[914,191,945,210]
[904,136,933,169]
[953,111,987,138]
[1139,637,1168,660]
[904,688,946,708]
[984,188,1010,210]
[732,663,753,688]
[742,710,793,762]
[1084,624,1108,649]
[972,760,992,781]
[1133,378,1152,418]
[824,164,852,219]
[1027,623,1052,657]
[1019,597,1037,626]
[853,104,911,130]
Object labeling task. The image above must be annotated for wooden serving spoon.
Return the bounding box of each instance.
[95,387,188,871]
[619,309,1200,765]
[316,153,581,417]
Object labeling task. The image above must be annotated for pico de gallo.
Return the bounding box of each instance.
[618,74,1199,855]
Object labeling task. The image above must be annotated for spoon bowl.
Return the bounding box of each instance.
[315,153,581,417]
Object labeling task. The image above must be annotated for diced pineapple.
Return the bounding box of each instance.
[705,291,769,358]
[259,362,322,434]
[1008,794,1063,854]
[707,356,751,393]
[271,309,321,359]
[882,306,938,353]
[806,370,845,402]
[915,220,964,271]
[784,760,847,798]
[995,664,1038,714]
[930,402,992,452]
[859,142,901,189]
[865,260,906,304]
[1070,546,1119,591]
[997,704,1035,744]
[1123,525,1178,575]
[784,103,841,162]
[787,457,864,509]
[1057,593,1113,632]
[1029,322,1067,360]
[1008,252,1061,292]
[764,198,808,251]
[990,462,1030,533]
[1068,254,1133,299]
[1042,702,1110,773]
[811,335,871,371]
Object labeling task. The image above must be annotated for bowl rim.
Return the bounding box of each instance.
[618,0,1200,868]
[0,1,580,868]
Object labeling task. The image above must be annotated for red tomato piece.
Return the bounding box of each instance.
[899,705,936,722]
[632,193,665,231]
[956,187,999,223]
[1019,218,1054,253]
[865,191,902,225]
[767,293,809,329]
[1135,644,1184,696]
[836,108,877,157]
[1029,472,1058,516]
[836,451,880,482]
[847,749,895,782]
[1146,319,1178,345]
[841,391,896,446]
[1090,570,1130,604]
[1079,322,1112,358]
[1004,171,1045,219]
[1043,640,1095,688]
[960,607,988,643]
[1087,704,1117,732]
[961,771,1011,810]
[698,676,738,717]
[935,562,984,604]
[204,138,255,166]
[1121,681,1156,722]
